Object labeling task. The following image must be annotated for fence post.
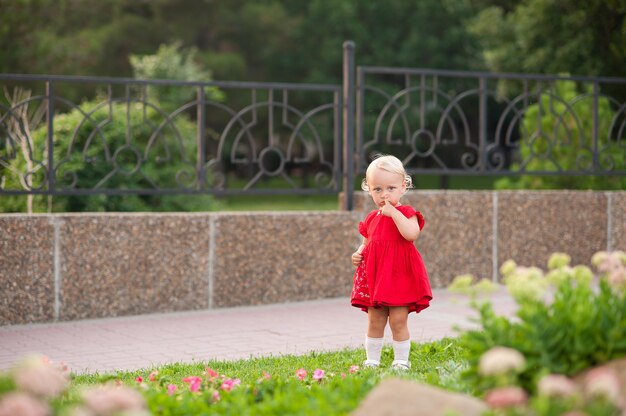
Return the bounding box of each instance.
[342,41,355,211]
[46,81,55,195]
[479,77,487,171]
[197,87,206,190]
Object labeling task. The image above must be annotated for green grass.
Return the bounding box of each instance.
[67,338,468,415]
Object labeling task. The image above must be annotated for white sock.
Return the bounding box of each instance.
[365,336,384,362]
[393,339,411,362]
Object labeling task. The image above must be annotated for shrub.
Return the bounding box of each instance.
[496,80,626,190]
[460,251,626,395]
[1,98,215,212]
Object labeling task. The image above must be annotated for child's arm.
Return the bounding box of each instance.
[351,237,368,267]
[381,200,421,241]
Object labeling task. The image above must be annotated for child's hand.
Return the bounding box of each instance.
[351,251,363,267]
[380,199,397,217]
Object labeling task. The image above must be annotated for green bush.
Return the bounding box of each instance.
[460,252,626,395]
[496,80,626,190]
[1,98,215,212]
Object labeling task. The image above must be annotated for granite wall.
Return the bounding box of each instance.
[1,191,624,325]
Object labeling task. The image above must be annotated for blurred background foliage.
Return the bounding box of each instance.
[2,0,624,85]
[0,0,624,211]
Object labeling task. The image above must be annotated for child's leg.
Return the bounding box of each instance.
[367,306,388,338]
[364,307,388,367]
[389,306,411,369]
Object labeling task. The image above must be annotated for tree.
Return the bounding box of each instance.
[467,0,626,79]
[130,42,224,112]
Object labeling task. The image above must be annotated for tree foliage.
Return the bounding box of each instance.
[1,0,482,82]
[1,44,219,212]
[466,0,626,79]
[3,0,623,82]
[1,0,625,200]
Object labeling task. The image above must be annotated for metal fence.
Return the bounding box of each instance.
[0,75,342,198]
[1,41,625,210]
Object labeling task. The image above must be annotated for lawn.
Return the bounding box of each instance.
[64,338,465,415]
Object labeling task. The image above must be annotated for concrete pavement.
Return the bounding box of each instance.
[0,288,516,374]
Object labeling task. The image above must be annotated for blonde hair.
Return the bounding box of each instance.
[361,154,413,191]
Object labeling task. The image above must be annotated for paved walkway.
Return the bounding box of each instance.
[0,289,516,374]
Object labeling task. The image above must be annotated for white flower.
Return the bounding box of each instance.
[591,251,609,267]
[448,274,474,294]
[525,266,545,281]
[613,250,626,266]
[606,268,626,293]
[506,275,545,303]
[537,374,578,398]
[473,278,499,294]
[478,346,526,376]
[546,266,573,286]
[499,260,517,278]
[571,265,593,286]
[547,252,571,270]
[597,252,623,274]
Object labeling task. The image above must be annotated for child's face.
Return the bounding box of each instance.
[366,168,406,208]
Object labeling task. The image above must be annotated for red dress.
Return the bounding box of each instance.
[351,205,432,314]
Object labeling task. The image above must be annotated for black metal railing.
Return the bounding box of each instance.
[353,66,626,177]
[0,75,342,197]
[1,42,625,211]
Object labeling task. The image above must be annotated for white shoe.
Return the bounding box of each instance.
[363,359,380,368]
[391,360,411,371]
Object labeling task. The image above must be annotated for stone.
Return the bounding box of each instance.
[572,357,626,406]
[351,378,488,416]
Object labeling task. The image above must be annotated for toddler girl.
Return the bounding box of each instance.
[350,154,432,370]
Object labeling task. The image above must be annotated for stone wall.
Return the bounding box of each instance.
[1,191,624,325]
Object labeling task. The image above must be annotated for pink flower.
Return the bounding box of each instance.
[12,354,70,398]
[262,371,271,380]
[312,369,325,381]
[81,385,146,414]
[58,361,69,373]
[348,365,360,373]
[149,371,159,382]
[537,374,577,398]
[295,368,307,381]
[478,346,526,376]
[341,373,347,378]
[204,367,219,380]
[166,384,177,396]
[485,386,528,408]
[212,391,221,402]
[135,376,143,383]
[0,392,49,416]
[182,376,203,392]
[220,378,241,392]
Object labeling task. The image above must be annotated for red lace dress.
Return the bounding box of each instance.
[351,205,432,313]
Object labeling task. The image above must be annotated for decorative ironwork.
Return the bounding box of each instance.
[1,61,625,206]
[356,67,626,177]
[0,75,341,196]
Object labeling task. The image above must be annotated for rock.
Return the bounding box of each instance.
[572,356,626,407]
[351,378,488,416]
